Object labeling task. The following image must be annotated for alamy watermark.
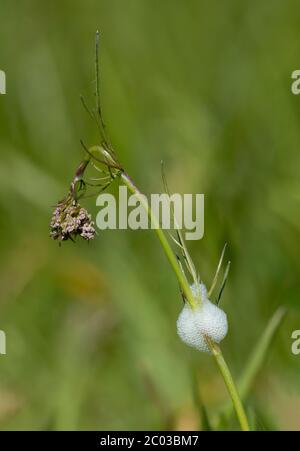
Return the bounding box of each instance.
[0,330,6,355]
[291,330,300,355]
[291,70,300,95]
[0,70,6,94]
[95,186,204,240]
[0,73,8,350]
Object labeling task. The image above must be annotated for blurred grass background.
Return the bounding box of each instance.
[0,0,300,430]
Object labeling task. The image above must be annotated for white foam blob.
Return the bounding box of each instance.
[177,282,228,353]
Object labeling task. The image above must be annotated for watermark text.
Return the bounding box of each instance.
[96,186,204,240]
[0,70,6,94]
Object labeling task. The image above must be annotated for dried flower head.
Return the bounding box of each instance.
[50,198,96,242]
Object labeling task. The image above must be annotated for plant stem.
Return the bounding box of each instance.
[217,306,286,427]
[121,170,250,431]
[121,171,196,309]
[206,337,250,431]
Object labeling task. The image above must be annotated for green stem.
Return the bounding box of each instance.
[217,306,286,427]
[121,172,196,309]
[121,171,250,431]
[206,338,250,431]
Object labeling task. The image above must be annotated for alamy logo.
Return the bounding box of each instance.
[0,330,6,355]
[291,330,300,355]
[0,70,6,94]
[291,70,300,95]
[95,186,204,240]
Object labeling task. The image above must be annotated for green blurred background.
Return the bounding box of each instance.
[0,0,300,431]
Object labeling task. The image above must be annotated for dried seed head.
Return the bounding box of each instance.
[50,200,96,242]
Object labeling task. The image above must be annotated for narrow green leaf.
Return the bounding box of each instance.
[238,306,287,399]
[218,306,286,426]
